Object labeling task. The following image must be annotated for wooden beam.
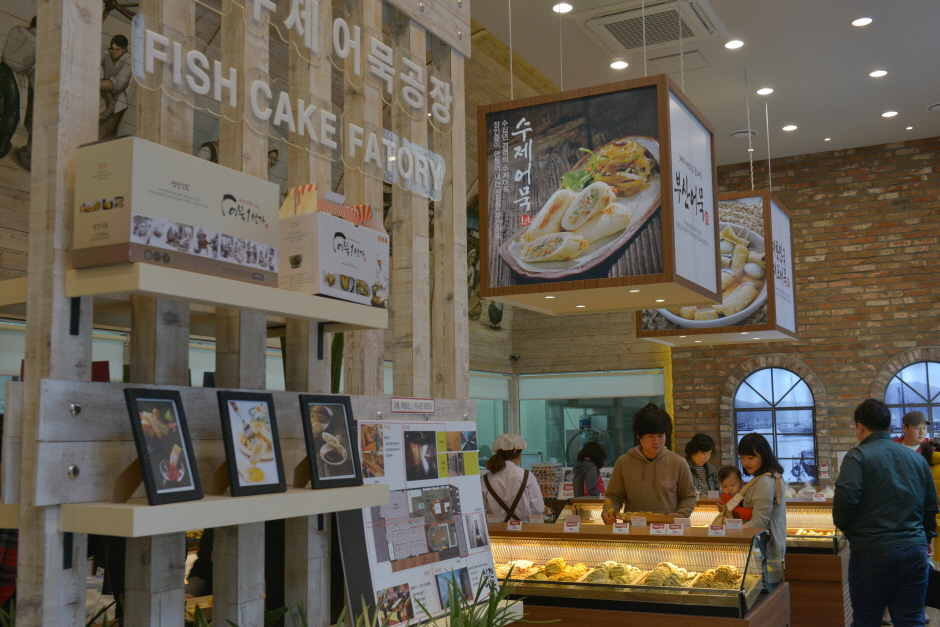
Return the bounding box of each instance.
[389,8,431,398]
[17,0,99,624]
[342,0,386,397]
[430,38,469,400]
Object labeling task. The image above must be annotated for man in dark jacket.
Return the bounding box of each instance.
[835,399,939,627]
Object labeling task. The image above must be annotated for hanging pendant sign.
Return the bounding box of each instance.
[478,75,720,315]
[637,189,799,346]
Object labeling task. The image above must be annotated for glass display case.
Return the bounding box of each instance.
[489,524,779,619]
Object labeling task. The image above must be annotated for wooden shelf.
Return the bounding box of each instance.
[58,484,388,538]
[64,264,387,333]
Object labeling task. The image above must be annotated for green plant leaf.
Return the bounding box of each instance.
[86,601,116,627]
[560,169,592,192]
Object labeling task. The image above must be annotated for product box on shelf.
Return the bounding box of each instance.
[73,136,280,285]
[279,185,389,307]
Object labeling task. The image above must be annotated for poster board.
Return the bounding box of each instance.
[637,189,799,346]
[351,419,494,624]
[478,75,720,316]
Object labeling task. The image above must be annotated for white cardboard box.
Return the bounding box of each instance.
[73,136,280,285]
[280,203,389,307]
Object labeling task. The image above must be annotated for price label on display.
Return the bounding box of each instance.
[708,525,726,537]
[612,522,630,534]
[557,482,574,499]
[813,493,827,502]
[630,516,647,527]
[667,524,684,536]
[707,490,720,499]
[726,519,744,530]
[507,520,523,532]
[820,463,830,479]
[564,518,581,533]
[673,518,692,528]
[650,523,666,535]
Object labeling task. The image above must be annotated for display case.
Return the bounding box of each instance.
[489,523,781,619]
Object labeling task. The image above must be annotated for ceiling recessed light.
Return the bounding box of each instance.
[782,125,797,131]
[724,40,744,49]
[610,60,628,70]
[824,137,831,141]
[852,17,873,26]
[740,332,748,335]
[629,289,640,293]
[544,295,555,299]
[679,335,686,338]
[748,148,754,152]
[694,340,702,343]
[552,3,572,13]
[907,126,913,130]
[882,111,898,117]
[655,299,665,302]
[928,103,940,113]
[756,88,773,96]
[753,337,760,340]
[575,305,586,308]
[869,70,887,78]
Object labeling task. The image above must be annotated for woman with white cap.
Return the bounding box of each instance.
[481,434,545,523]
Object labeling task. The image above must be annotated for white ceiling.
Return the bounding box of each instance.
[472,0,940,165]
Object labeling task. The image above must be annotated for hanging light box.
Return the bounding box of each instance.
[636,189,799,346]
[478,75,721,314]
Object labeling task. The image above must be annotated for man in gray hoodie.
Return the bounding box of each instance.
[602,404,698,522]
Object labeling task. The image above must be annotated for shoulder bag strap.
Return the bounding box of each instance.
[720,472,771,518]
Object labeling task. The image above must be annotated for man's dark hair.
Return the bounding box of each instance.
[685,433,715,458]
[737,433,784,476]
[633,403,671,439]
[110,34,129,50]
[853,399,891,432]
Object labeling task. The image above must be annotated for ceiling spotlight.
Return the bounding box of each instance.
[824,137,831,141]
[725,40,744,49]
[748,148,754,152]
[553,3,573,12]
[610,60,628,70]
[753,337,760,340]
[694,340,702,343]
[869,70,887,78]
[629,289,640,293]
[544,295,555,299]
[907,126,913,130]
[928,103,940,113]
[882,111,898,117]
[655,299,665,302]
[782,125,797,131]
[852,17,873,26]
[756,88,773,95]
[679,335,686,338]
[575,304,586,308]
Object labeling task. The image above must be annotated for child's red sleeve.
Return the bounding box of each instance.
[733,506,753,521]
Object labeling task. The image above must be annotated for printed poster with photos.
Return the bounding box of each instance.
[357,420,493,624]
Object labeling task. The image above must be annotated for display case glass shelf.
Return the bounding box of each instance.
[489,524,776,619]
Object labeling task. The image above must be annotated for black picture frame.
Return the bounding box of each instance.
[298,394,363,489]
[124,388,204,505]
[217,391,288,496]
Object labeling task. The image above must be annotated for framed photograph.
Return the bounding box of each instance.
[124,388,203,505]
[217,391,287,496]
[299,395,362,489]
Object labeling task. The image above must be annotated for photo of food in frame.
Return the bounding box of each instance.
[218,393,286,494]
[484,86,664,288]
[123,388,203,506]
[298,395,362,488]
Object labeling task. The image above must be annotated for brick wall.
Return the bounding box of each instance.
[672,136,940,477]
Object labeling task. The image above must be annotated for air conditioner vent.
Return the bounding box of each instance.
[571,0,729,57]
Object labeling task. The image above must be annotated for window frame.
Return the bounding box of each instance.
[883,361,940,439]
[732,366,818,483]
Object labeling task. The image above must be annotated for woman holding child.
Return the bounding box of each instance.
[716,433,787,582]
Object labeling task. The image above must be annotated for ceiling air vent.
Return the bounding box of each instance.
[728,129,758,140]
[571,0,729,57]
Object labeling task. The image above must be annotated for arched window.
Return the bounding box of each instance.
[733,367,817,483]
[884,362,940,438]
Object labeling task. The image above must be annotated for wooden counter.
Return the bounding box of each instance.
[513,582,790,627]
[489,522,761,544]
[786,546,851,627]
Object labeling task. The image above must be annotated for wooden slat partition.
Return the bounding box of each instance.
[17,0,100,624]
[389,8,431,398]
[343,0,387,397]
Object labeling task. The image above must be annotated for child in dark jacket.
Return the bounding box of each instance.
[573,442,607,497]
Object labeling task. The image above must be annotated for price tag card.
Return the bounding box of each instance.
[726,519,744,530]
[708,525,726,537]
[564,519,581,533]
[667,524,684,536]
[612,522,630,534]
[557,482,574,499]
[813,493,827,502]
[820,463,830,479]
[650,523,666,535]
[630,516,647,527]
[674,518,692,528]
[707,490,720,499]
[507,520,523,532]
